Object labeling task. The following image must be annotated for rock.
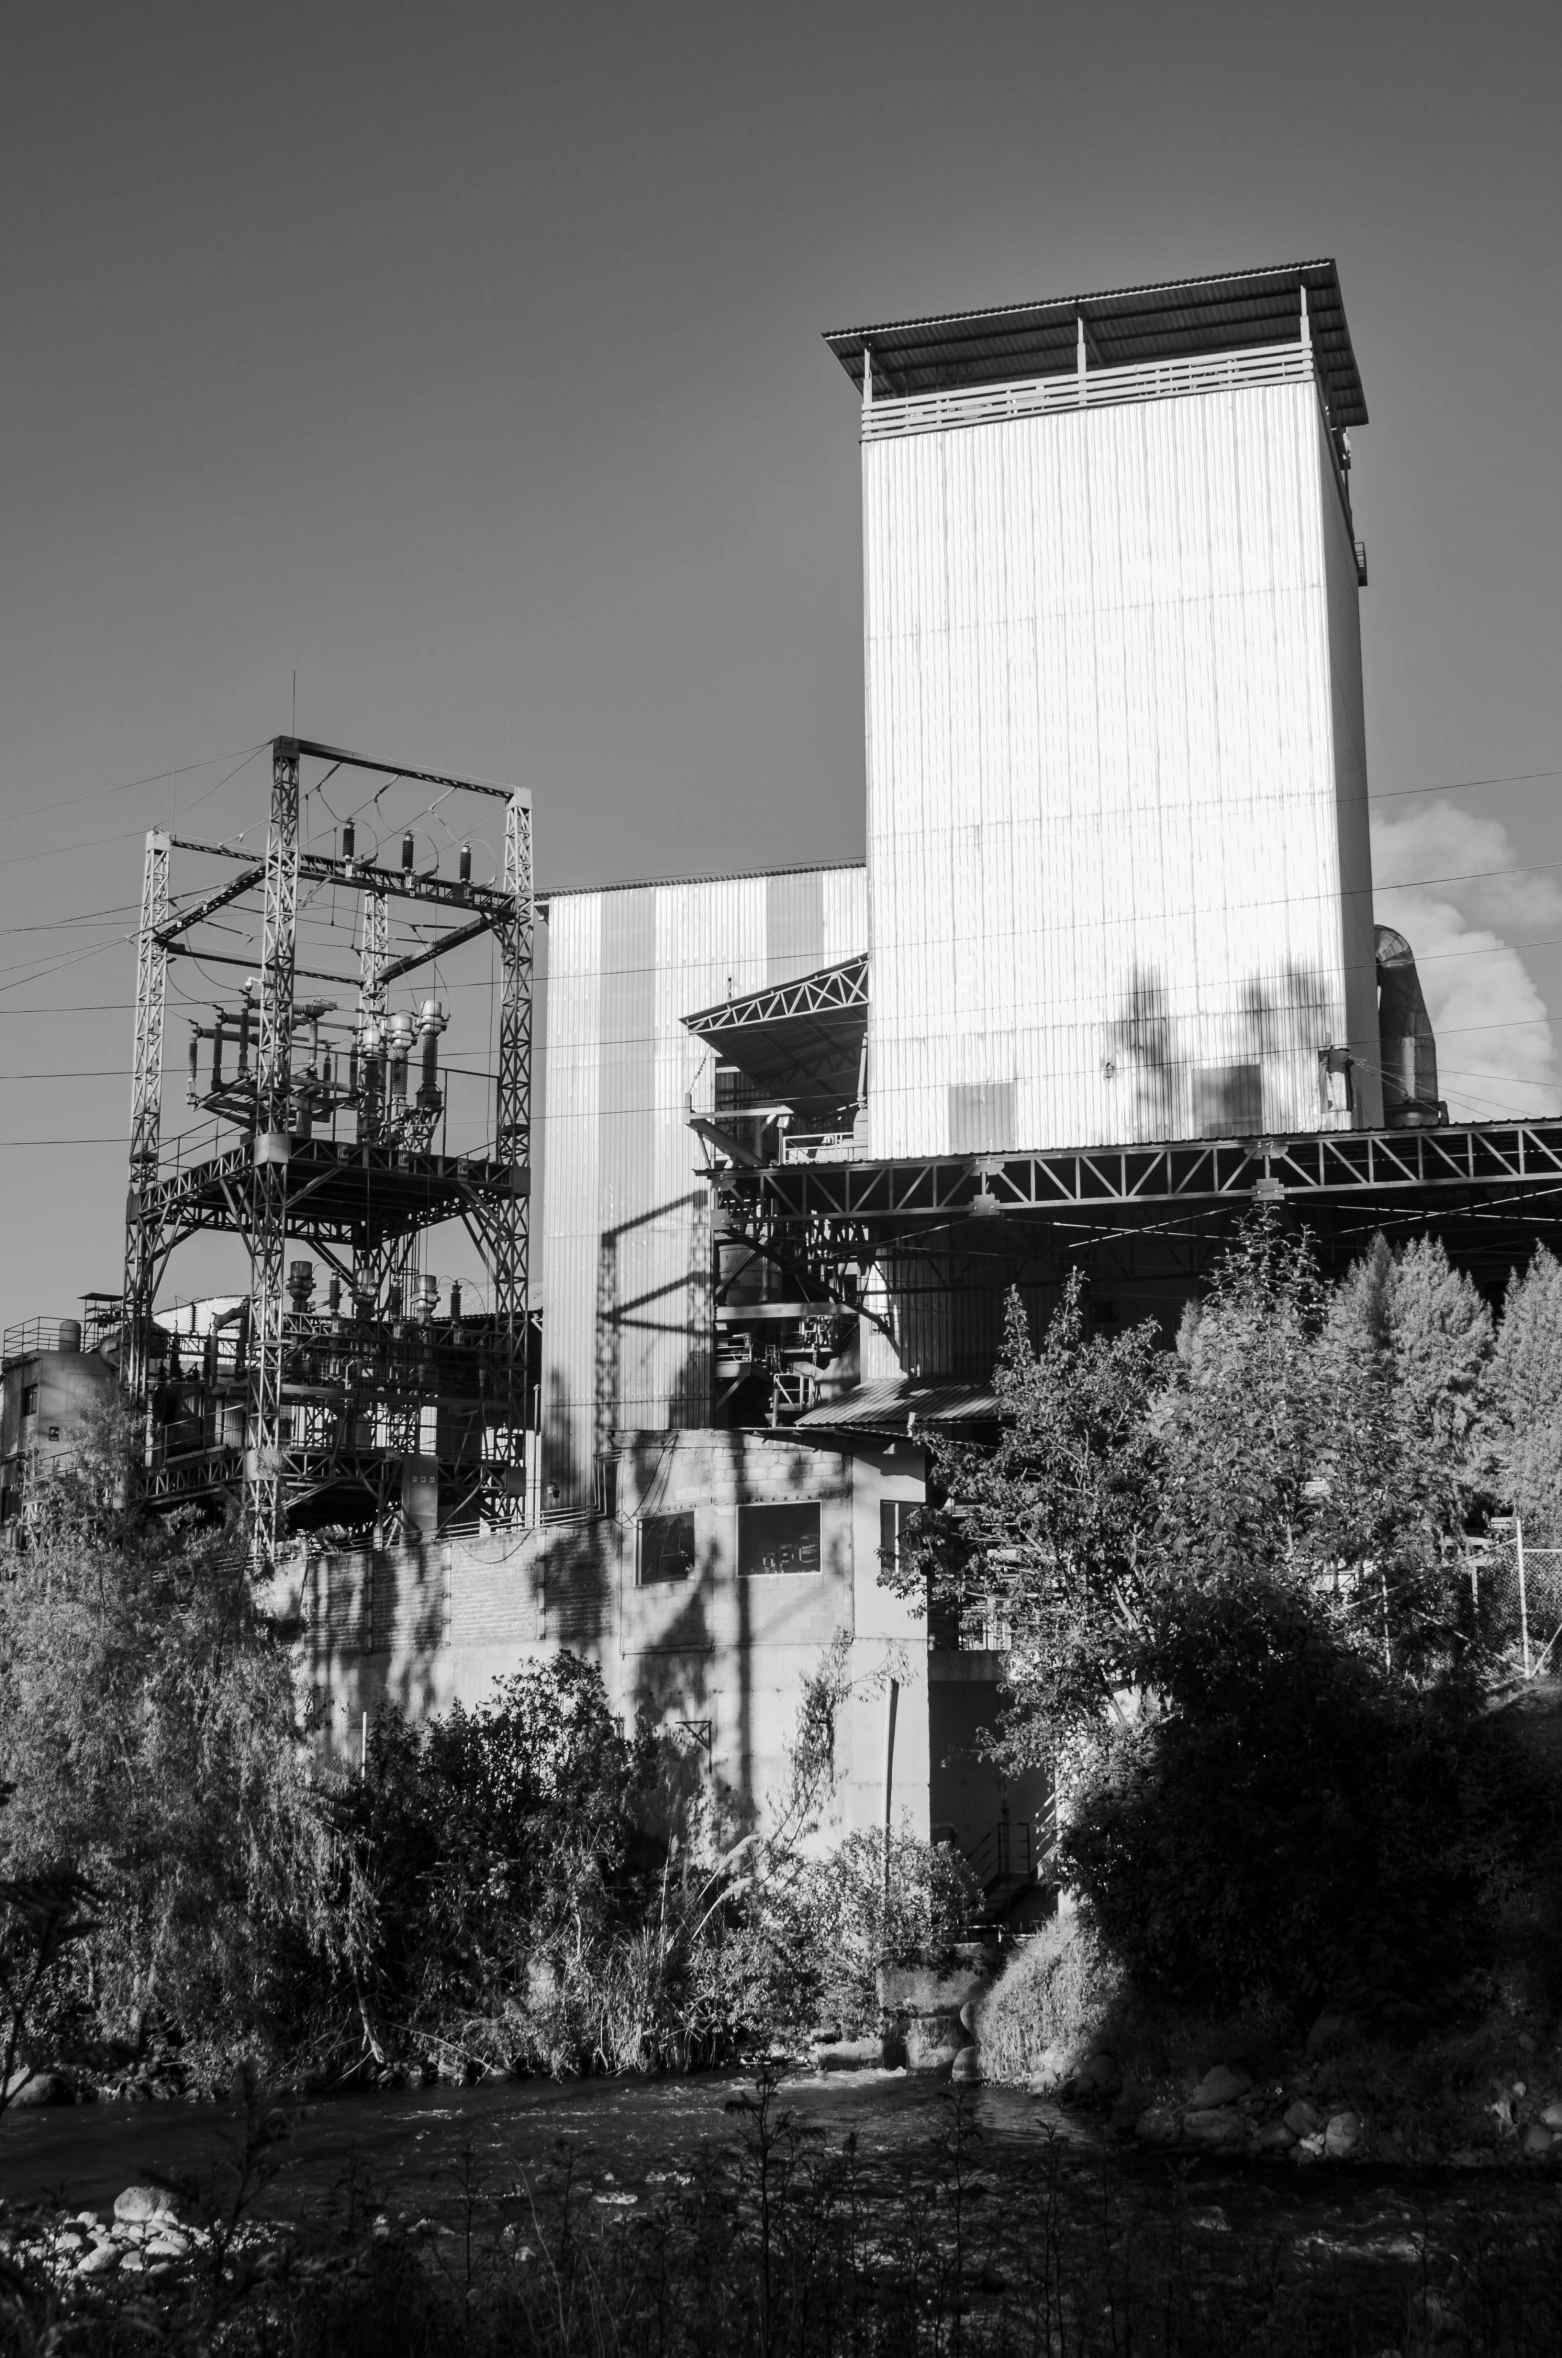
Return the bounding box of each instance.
[903,2022,963,2073]
[144,2230,190,2259]
[950,2046,981,2084]
[1182,2107,1245,2149]
[113,2187,174,2226]
[1541,2100,1562,2132]
[77,2244,120,2277]
[5,2072,67,2110]
[1257,2118,1297,2150]
[1284,2098,1323,2137]
[1520,2124,1555,2160]
[1323,2110,1362,2159]
[1132,2105,1180,2145]
[1305,2012,1354,2057]
[813,2037,883,2073]
[958,2000,979,2037]
[1188,2065,1252,2111]
[1075,2053,1121,2093]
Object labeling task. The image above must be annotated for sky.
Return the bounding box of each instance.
[2,0,1559,1324]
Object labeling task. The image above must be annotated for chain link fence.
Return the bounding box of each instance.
[1471,1525,1562,1679]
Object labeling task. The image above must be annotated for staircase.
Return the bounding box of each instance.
[964,1798,1062,1928]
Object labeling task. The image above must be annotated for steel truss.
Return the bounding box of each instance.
[120,736,534,1568]
[707,1119,1562,1384]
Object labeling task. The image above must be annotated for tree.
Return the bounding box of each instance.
[333,1656,657,2072]
[886,1276,1164,1767]
[1303,1233,1491,1666]
[1487,1246,1562,1544]
[1155,1214,1328,1586]
[0,1399,336,2087]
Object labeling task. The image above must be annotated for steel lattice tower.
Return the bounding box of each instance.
[118,737,535,1569]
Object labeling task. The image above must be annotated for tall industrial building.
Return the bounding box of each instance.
[829,263,1381,1159]
[16,258,1560,1891]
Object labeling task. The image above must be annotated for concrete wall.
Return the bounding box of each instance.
[293,1429,937,1845]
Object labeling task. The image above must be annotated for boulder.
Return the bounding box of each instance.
[1182,2107,1245,2150]
[77,2245,120,2278]
[1256,2118,1297,2151]
[1323,2110,1362,2159]
[113,2187,175,2226]
[1188,2065,1252,2112]
[1134,2105,1182,2146]
[1520,2124,1554,2160]
[904,2022,963,2073]
[1304,2012,1354,2057]
[1541,2100,1562,2132]
[1074,2052,1121,2094]
[1283,2098,1323,2138]
[5,2072,67,2110]
[949,2047,981,2084]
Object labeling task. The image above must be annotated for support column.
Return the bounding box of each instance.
[246,740,300,1569]
[123,831,171,1436]
[486,790,533,1522]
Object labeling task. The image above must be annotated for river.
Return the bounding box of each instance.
[1,2066,1557,2292]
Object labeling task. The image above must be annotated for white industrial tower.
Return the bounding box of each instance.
[826,261,1382,1160]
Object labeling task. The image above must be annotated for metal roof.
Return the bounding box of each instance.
[824,260,1367,429]
[540,856,864,908]
[794,1379,999,1439]
[684,955,868,1118]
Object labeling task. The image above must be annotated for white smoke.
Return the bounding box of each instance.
[1371,804,1561,1121]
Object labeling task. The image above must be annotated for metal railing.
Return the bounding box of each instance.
[862,341,1314,444]
[968,1809,1032,1897]
[782,1131,869,1165]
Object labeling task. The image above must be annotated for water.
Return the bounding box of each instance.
[0,2068,1556,2287]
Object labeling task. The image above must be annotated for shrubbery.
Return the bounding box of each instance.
[896,1218,1562,2035]
[1059,1572,1485,2025]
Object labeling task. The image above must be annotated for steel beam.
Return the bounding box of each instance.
[246,744,301,1567]
[122,831,171,1424]
[485,791,533,1520]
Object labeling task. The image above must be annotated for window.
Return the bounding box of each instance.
[638,1511,696,1585]
[738,1501,822,1577]
[879,1499,909,1575]
[20,1385,39,1418]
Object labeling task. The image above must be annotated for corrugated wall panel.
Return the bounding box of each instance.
[537,866,868,1502]
[863,377,1373,1157]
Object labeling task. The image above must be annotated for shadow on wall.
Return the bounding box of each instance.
[1106,961,1334,1140]
[586,1191,712,1503]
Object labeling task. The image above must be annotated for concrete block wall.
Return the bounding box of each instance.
[290,1430,934,1846]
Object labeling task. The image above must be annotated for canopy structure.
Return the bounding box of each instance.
[825,260,1367,428]
[794,1379,999,1442]
[684,954,867,1128]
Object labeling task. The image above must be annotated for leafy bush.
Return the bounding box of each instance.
[0,1401,336,2090]
[753,1828,983,2038]
[1059,1572,1489,2026]
[332,1657,668,2074]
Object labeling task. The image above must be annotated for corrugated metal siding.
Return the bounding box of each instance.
[537,867,868,1503]
[863,377,1373,1158]
[1317,407,1383,1125]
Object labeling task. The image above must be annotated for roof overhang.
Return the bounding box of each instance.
[794,1379,999,1441]
[684,955,868,1119]
[825,260,1367,429]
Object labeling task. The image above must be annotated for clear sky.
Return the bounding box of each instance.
[2,0,1559,1326]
